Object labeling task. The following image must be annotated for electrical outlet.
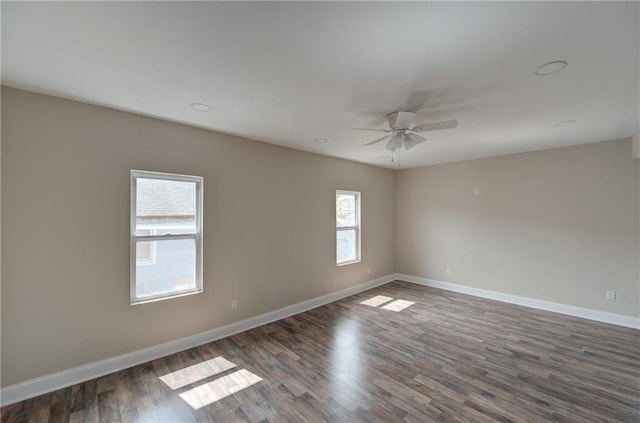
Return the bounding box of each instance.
[446,266,452,275]
[231,299,238,310]
[606,290,616,300]
[367,266,371,274]
[474,187,480,196]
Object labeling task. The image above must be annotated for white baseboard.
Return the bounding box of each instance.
[0,274,395,406]
[396,273,640,330]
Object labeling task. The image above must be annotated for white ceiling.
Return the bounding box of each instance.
[2,2,638,169]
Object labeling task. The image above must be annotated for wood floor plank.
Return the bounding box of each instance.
[96,390,120,423]
[26,396,50,423]
[3,281,639,422]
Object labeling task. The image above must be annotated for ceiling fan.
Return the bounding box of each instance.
[356,111,458,152]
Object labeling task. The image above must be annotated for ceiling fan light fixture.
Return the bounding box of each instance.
[385,132,405,151]
[535,60,568,76]
[360,111,459,152]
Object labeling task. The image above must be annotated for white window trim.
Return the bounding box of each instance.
[130,170,204,305]
[336,190,361,266]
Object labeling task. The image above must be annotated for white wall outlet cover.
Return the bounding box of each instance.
[474,187,480,195]
[606,290,616,300]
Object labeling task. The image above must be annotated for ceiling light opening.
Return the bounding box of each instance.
[535,61,568,76]
[554,120,576,127]
[314,138,328,144]
[190,103,211,112]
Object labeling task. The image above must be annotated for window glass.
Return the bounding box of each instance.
[135,238,196,299]
[337,229,357,263]
[336,194,356,227]
[136,178,196,235]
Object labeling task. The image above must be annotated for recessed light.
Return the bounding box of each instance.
[554,120,576,127]
[313,138,328,144]
[191,103,211,112]
[535,61,568,76]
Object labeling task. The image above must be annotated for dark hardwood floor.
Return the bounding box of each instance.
[3,280,639,422]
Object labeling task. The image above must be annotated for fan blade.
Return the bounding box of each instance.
[385,133,404,151]
[387,111,417,129]
[404,133,427,150]
[404,91,431,112]
[360,113,391,128]
[411,119,458,132]
[365,134,391,146]
[353,127,391,132]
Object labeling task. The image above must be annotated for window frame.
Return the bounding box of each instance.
[130,170,203,305]
[135,228,157,266]
[336,190,361,266]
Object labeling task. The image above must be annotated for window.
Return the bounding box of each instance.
[336,190,360,265]
[131,170,203,304]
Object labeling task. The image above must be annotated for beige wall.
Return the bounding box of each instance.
[3,86,638,388]
[0,87,396,386]
[396,139,639,317]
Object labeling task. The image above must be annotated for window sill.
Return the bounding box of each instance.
[131,288,203,305]
[337,259,361,267]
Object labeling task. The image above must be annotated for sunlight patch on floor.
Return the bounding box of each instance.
[360,295,393,307]
[178,369,263,410]
[381,299,415,312]
[361,295,415,312]
[159,356,263,410]
[159,356,237,390]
